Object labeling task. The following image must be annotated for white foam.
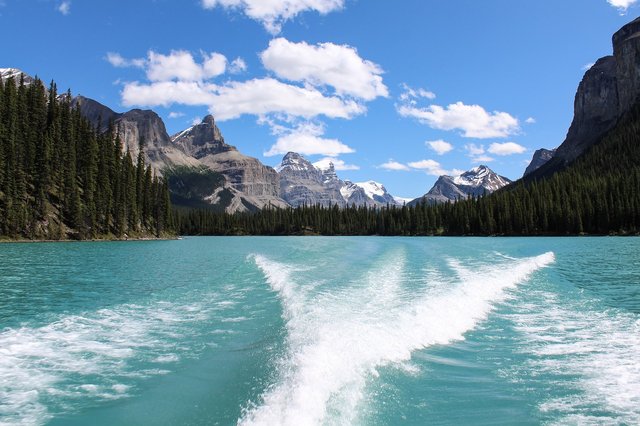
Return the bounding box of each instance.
[0,301,212,425]
[506,289,640,424]
[241,251,555,425]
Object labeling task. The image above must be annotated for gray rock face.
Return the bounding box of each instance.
[555,56,619,163]
[173,117,287,210]
[555,18,640,164]
[71,95,119,133]
[278,152,346,207]
[523,148,556,177]
[409,165,511,206]
[171,115,232,159]
[613,17,640,112]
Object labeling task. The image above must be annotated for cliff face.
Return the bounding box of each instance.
[554,18,640,164]
[172,116,287,210]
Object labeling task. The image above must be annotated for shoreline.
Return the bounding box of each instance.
[0,236,178,244]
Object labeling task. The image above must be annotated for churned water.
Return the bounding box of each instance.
[0,237,638,425]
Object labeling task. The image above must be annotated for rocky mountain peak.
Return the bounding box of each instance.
[524,148,556,177]
[0,68,35,85]
[410,166,511,205]
[171,115,233,159]
[320,162,339,183]
[277,152,317,173]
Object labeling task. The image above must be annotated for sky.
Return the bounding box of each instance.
[1,0,638,199]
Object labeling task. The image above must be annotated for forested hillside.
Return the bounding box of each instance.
[0,76,172,240]
[176,101,640,236]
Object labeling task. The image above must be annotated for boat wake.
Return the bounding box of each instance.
[242,250,555,425]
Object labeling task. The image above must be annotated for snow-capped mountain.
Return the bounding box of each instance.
[409,165,512,205]
[0,68,35,85]
[278,153,401,207]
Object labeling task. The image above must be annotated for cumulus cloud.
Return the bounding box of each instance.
[398,101,520,139]
[487,142,527,156]
[313,157,359,171]
[147,50,226,81]
[229,57,247,74]
[426,139,453,155]
[168,111,185,119]
[106,50,227,81]
[407,159,449,176]
[201,0,344,34]
[464,143,495,163]
[122,78,363,121]
[608,0,637,13]
[379,160,410,171]
[525,117,536,124]
[209,78,364,121]
[264,122,355,157]
[122,81,217,107]
[106,52,145,69]
[58,1,70,15]
[261,38,388,101]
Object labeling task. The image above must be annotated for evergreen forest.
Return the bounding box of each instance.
[0,76,172,240]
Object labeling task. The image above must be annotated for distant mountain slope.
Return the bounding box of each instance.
[523,148,556,177]
[409,166,511,206]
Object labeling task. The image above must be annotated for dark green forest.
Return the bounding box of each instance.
[176,102,640,236]
[0,76,171,240]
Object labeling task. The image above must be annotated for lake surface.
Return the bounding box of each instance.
[0,237,638,425]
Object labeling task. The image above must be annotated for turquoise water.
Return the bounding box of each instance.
[0,237,638,425]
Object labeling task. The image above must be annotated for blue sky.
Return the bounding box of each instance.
[1,0,638,198]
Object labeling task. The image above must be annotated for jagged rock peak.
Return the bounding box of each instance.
[453,165,511,191]
[171,114,233,159]
[277,152,317,172]
[320,162,339,183]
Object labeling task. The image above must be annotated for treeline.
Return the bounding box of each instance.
[0,75,171,240]
[176,102,640,236]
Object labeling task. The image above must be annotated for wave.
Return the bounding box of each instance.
[241,251,555,425]
[0,300,213,426]
[505,289,640,425]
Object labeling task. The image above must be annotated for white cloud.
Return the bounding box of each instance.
[525,117,536,124]
[106,52,145,69]
[209,78,364,121]
[58,1,70,15]
[313,157,359,171]
[229,57,247,74]
[261,38,388,101]
[122,81,217,107]
[398,101,520,139]
[201,0,344,34]
[488,142,527,156]
[426,139,453,155]
[399,84,436,103]
[264,122,355,157]
[379,160,410,171]
[121,78,363,121]
[191,117,203,126]
[168,112,185,119]
[608,0,637,13]
[407,159,448,176]
[108,50,228,81]
[147,50,226,81]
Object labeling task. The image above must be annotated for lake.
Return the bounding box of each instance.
[1,237,638,425]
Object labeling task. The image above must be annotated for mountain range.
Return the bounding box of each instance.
[7,17,640,216]
[4,67,502,211]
